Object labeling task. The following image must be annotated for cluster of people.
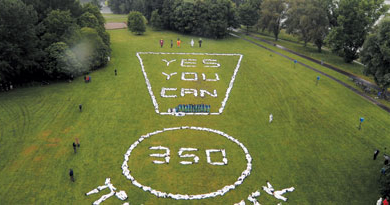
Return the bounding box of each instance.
[375,148,390,204]
[85,178,128,205]
[262,181,295,202]
[159,38,203,48]
[174,104,211,113]
[83,75,91,83]
[0,83,13,92]
[206,149,228,165]
[178,148,199,165]
[149,146,170,164]
[121,126,253,200]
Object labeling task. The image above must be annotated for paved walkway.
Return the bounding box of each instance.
[229,32,390,114]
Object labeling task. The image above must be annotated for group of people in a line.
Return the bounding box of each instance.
[173,104,210,113]
[374,148,390,205]
[160,38,203,48]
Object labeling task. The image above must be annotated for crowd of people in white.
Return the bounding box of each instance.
[121,126,252,200]
[136,52,243,116]
[85,178,128,205]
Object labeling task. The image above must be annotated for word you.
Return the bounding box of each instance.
[85,178,128,205]
[137,52,243,115]
[149,146,228,165]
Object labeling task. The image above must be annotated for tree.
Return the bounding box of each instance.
[258,0,286,41]
[0,0,39,84]
[238,2,259,34]
[149,9,163,30]
[285,0,329,52]
[326,0,389,63]
[127,11,146,35]
[45,42,82,78]
[361,17,390,97]
[91,0,102,9]
[40,10,78,48]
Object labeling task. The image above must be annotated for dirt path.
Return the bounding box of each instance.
[229,32,390,114]
[104,22,127,30]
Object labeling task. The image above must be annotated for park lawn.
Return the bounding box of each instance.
[0,27,390,204]
[248,29,372,83]
[233,31,390,109]
[102,13,128,23]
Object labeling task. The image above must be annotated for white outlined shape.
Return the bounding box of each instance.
[121,126,252,200]
[136,52,244,116]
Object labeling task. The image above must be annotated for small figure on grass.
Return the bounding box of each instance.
[73,142,77,153]
[199,38,202,48]
[69,169,74,182]
[115,69,117,76]
[374,149,380,160]
[160,39,164,48]
[190,39,194,47]
[358,117,364,130]
[79,104,82,112]
[75,137,80,147]
[177,38,181,48]
[269,113,273,123]
[170,39,173,48]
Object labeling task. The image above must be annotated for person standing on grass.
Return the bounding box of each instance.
[170,39,173,48]
[115,69,117,76]
[79,104,82,112]
[199,38,202,47]
[374,149,380,160]
[69,169,74,182]
[75,138,80,147]
[177,38,181,48]
[73,142,77,153]
[269,113,273,123]
[384,197,389,205]
[190,39,194,47]
[160,39,164,48]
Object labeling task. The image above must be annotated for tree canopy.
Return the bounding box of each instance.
[258,0,286,41]
[326,0,389,63]
[285,0,329,52]
[0,0,110,86]
[361,17,390,95]
[127,11,146,35]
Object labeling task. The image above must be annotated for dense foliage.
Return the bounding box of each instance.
[0,0,110,87]
[326,0,388,63]
[258,0,286,41]
[361,18,390,96]
[127,11,146,35]
[285,0,329,52]
[108,0,239,38]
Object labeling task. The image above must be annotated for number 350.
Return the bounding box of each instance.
[149,146,228,166]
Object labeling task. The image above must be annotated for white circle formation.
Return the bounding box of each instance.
[121,126,253,200]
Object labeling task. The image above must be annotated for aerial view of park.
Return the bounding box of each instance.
[1,0,390,204]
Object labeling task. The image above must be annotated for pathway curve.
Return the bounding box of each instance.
[242,31,379,90]
[229,33,390,114]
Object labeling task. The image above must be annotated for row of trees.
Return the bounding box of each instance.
[0,0,110,86]
[239,0,388,62]
[110,0,239,38]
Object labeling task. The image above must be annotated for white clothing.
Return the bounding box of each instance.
[269,114,273,123]
[377,197,383,205]
[190,39,194,47]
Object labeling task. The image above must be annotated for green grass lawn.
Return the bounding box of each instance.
[1,27,390,204]
[103,13,127,23]
[248,29,371,82]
